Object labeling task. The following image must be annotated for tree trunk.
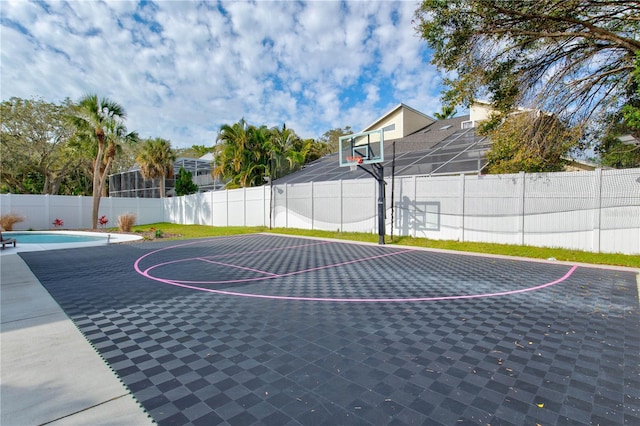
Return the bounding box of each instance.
[50,175,63,195]
[100,162,109,197]
[91,132,105,229]
[159,175,165,198]
[42,175,52,195]
[97,157,114,201]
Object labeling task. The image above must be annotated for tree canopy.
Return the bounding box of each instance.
[413,0,640,136]
[596,104,640,168]
[136,138,176,198]
[433,105,457,120]
[1,96,338,197]
[317,126,353,153]
[214,119,264,188]
[174,166,199,196]
[622,51,640,133]
[214,120,331,188]
[484,111,582,173]
[175,144,215,158]
[0,97,80,194]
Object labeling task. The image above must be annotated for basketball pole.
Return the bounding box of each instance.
[341,129,386,245]
[375,164,385,245]
[358,162,386,245]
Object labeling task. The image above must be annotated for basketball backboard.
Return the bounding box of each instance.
[338,129,384,167]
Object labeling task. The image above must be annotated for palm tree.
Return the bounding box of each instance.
[101,120,139,196]
[68,94,129,228]
[434,105,458,120]
[269,124,305,180]
[240,124,270,187]
[215,120,314,189]
[214,122,240,188]
[214,119,249,187]
[136,138,176,197]
[214,119,271,188]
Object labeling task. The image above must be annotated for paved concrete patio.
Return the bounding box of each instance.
[0,253,153,425]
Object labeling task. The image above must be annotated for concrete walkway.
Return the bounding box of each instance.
[0,253,154,425]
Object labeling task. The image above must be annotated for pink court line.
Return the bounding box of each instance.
[133,238,579,302]
[141,248,415,285]
[136,236,334,278]
[197,258,278,276]
[198,240,333,260]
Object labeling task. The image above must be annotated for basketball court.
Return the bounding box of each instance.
[18,234,640,425]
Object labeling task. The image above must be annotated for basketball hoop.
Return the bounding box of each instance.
[346,156,363,171]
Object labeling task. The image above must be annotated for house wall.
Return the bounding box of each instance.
[371,108,404,141]
[470,102,494,122]
[403,107,434,136]
[2,168,638,254]
[363,105,434,140]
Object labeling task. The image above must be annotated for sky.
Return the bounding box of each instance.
[1,0,447,149]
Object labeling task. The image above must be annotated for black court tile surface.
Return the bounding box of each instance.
[19,234,640,425]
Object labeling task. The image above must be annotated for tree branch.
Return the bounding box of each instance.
[484,2,640,51]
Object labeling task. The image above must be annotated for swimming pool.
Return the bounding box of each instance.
[6,232,109,244]
[1,231,143,254]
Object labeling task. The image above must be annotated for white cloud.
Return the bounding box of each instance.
[1,0,447,148]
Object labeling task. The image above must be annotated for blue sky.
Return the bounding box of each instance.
[1,0,447,149]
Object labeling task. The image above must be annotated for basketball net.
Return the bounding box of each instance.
[347,156,363,172]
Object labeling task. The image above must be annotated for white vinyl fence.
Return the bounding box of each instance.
[1,168,639,255]
[163,186,271,227]
[388,169,640,255]
[0,194,164,230]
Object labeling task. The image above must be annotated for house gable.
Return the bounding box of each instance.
[362,103,435,141]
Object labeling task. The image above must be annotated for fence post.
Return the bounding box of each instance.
[520,171,526,245]
[339,180,343,232]
[78,196,83,229]
[109,196,114,229]
[284,184,289,229]
[459,174,465,242]
[413,176,417,238]
[593,168,602,253]
[310,181,314,230]
[212,191,215,226]
[45,194,50,229]
[243,187,247,227]
[162,195,166,224]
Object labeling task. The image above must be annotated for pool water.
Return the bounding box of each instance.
[5,232,108,244]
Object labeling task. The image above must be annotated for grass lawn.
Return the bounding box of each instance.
[127,223,640,269]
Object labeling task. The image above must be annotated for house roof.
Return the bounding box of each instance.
[274,115,490,184]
